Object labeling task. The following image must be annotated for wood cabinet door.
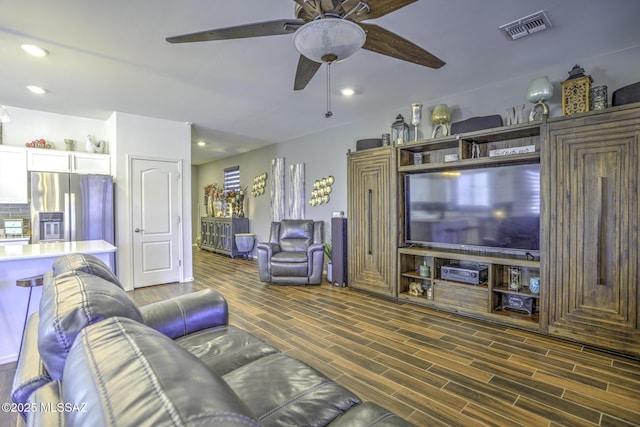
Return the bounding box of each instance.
[546,109,639,356]
[347,148,396,296]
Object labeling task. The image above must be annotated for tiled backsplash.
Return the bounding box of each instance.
[0,203,30,229]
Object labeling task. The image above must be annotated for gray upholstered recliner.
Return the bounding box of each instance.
[257,219,324,285]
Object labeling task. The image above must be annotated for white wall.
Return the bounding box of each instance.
[2,107,108,151]
[196,46,640,249]
[110,112,193,289]
[1,107,194,289]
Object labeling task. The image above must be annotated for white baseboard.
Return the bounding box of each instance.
[0,353,17,365]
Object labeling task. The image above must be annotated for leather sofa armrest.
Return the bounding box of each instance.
[307,242,324,256]
[26,381,64,426]
[140,288,229,339]
[256,242,280,256]
[308,243,325,284]
[12,312,52,407]
[257,242,280,282]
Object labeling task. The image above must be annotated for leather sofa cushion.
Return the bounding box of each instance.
[271,260,309,277]
[62,317,261,427]
[38,271,143,380]
[272,251,308,263]
[279,220,314,252]
[327,402,415,426]
[223,353,361,426]
[51,253,121,288]
[176,325,279,376]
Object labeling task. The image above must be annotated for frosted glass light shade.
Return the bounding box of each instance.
[527,76,554,103]
[293,19,366,63]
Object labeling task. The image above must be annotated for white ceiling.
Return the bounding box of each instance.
[2,0,640,165]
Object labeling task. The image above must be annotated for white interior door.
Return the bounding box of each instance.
[131,158,181,287]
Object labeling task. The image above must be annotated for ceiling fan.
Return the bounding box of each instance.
[166,0,445,92]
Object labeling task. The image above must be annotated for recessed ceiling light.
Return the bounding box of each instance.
[197,141,206,146]
[341,88,355,96]
[27,85,47,94]
[21,44,49,57]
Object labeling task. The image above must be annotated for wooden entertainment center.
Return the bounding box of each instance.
[347,103,640,358]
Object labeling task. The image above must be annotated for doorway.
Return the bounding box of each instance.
[131,157,182,287]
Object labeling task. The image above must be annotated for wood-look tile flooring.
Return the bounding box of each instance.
[2,250,640,426]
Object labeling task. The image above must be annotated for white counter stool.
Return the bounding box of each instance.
[16,274,43,357]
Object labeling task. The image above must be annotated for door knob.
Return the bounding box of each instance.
[134,228,144,233]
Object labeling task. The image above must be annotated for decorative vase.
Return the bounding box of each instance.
[529,277,540,294]
[431,104,451,137]
[528,76,554,121]
[410,103,423,141]
[327,262,333,283]
[64,139,75,151]
[527,76,554,104]
[419,261,430,277]
[590,86,608,111]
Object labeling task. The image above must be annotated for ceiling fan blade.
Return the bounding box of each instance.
[294,0,321,21]
[350,0,417,22]
[166,19,304,43]
[294,55,322,91]
[320,0,341,14]
[360,23,445,69]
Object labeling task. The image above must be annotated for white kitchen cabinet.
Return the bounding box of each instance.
[27,148,69,172]
[27,149,111,175]
[71,152,111,174]
[0,145,28,204]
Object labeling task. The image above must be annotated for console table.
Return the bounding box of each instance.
[200,217,249,258]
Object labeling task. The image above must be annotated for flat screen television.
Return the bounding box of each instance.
[404,163,540,254]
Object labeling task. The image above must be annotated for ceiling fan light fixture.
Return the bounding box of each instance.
[341,88,355,96]
[27,85,47,95]
[21,44,49,57]
[293,18,366,64]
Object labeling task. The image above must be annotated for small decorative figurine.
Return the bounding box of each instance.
[85,134,106,153]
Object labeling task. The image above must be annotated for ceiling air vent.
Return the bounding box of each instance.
[499,10,552,40]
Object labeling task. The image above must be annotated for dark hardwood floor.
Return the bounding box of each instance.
[2,249,640,426]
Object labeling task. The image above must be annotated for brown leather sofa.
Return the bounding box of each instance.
[12,254,414,426]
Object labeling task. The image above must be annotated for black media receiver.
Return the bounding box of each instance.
[441,265,488,285]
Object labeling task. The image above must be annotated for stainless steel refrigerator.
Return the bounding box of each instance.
[30,172,114,245]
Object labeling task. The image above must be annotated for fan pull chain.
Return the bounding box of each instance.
[325,62,333,118]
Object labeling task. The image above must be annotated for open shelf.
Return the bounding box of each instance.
[398,247,541,329]
[398,121,542,171]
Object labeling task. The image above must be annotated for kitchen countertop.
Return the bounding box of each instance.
[0,239,117,363]
[0,239,116,261]
[0,236,30,244]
